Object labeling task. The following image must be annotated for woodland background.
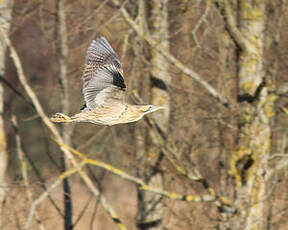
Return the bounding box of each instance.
[0,0,288,230]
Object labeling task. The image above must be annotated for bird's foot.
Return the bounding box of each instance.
[50,113,71,122]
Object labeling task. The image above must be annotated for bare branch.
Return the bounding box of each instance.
[216,0,248,51]
[112,0,229,107]
[72,194,94,228]
[0,22,97,197]
[266,134,288,181]
[25,163,85,230]
[132,91,232,210]
[11,114,46,230]
[56,140,222,203]
[25,179,62,230]
[191,1,211,47]
[0,25,127,230]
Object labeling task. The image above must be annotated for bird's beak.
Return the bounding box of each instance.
[150,105,165,113]
[155,106,165,111]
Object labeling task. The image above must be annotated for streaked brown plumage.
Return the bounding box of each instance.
[51,37,163,126]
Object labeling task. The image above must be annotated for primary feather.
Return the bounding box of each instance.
[82,37,126,109]
[50,37,164,126]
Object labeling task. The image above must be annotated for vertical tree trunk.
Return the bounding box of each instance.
[131,1,158,228]
[132,33,150,230]
[56,0,73,229]
[137,0,171,229]
[149,0,170,133]
[0,0,13,227]
[222,1,276,229]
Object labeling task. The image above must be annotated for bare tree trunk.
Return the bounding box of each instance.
[218,1,276,229]
[137,0,171,229]
[0,0,13,227]
[56,0,73,228]
[132,35,150,230]
[132,1,151,228]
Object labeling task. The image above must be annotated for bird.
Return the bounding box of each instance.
[50,37,164,126]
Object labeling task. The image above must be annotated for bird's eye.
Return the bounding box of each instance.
[146,105,155,112]
[148,105,154,111]
[141,106,152,112]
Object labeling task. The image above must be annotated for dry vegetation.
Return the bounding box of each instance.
[0,0,288,229]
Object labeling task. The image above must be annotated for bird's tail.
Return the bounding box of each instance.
[50,113,73,123]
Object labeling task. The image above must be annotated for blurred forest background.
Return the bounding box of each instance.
[0,0,288,229]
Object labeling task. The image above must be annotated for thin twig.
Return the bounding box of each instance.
[56,140,223,203]
[72,194,94,228]
[11,114,46,230]
[215,0,248,51]
[132,91,232,209]
[112,0,229,107]
[191,1,211,47]
[89,196,101,230]
[0,25,127,230]
[25,164,85,230]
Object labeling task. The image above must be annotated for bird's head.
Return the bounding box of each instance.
[139,105,165,115]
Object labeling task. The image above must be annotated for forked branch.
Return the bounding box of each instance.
[216,0,248,51]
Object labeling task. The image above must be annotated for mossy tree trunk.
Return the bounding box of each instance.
[137,0,171,229]
[219,1,276,229]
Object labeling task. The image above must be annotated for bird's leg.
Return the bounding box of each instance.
[50,113,72,123]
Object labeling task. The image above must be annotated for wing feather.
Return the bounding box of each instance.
[82,37,126,109]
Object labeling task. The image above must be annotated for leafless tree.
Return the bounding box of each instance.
[1,1,288,230]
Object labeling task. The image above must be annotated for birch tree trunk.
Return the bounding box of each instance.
[137,0,171,229]
[0,0,13,227]
[219,1,276,229]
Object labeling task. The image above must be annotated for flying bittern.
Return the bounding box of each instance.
[51,37,163,126]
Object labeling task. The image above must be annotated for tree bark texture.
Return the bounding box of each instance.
[0,0,13,227]
[56,0,73,229]
[139,0,171,229]
[221,1,276,229]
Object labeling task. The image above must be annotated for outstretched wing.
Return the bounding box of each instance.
[82,37,126,109]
